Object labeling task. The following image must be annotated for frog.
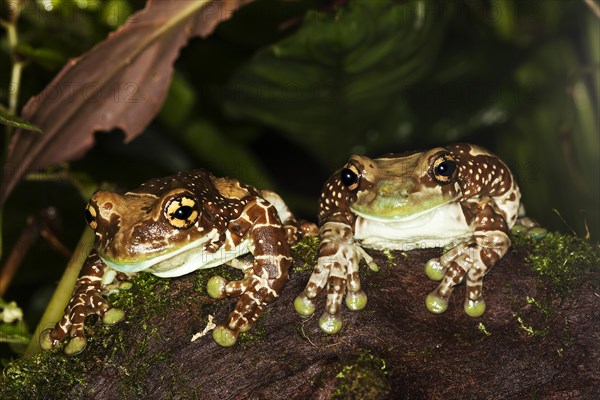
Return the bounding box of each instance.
[41,169,317,355]
[294,143,545,334]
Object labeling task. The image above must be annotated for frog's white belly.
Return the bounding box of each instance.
[103,229,252,278]
[354,202,473,250]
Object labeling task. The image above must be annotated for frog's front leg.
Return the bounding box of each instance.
[40,251,126,355]
[294,221,368,334]
[260,189,318,244]
[210,198,292,347]
[425,202,510,317]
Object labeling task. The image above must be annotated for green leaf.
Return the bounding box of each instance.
[180,119,275,189]
[0,299,29,347]
[0,321,30,345]
[158,72,198,131]
[499,30,599,239]
[14,43,67,70]
[0,109,43,133]
[223,0,449,166]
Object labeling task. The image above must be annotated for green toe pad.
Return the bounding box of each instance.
[345,290,368,311]
[207,276,228,299]
[212,325,238,347]
[511,224,548,240]
[39,329,54,351]
[103,308,125,325]
[318,312,343,334]
[294,295,315,317]
[464,299,486,317]
[367,261,380,272]
[425,259,445,281]
[64,336,87,356]
[510,224,528,235]
[527,227,548,240]
[425,293,448,314]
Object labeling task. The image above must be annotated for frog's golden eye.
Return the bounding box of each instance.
[432,154,458,185]
[165,196,199,229]
[340,163,361,191]
[84,203,98,230]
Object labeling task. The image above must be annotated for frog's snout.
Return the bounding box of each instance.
[90,192,123,219]
[86,192,127,237]
[377,184,409,200]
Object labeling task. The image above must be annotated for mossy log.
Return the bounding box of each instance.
[1,234,599,399]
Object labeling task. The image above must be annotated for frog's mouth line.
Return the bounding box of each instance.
[100,237,212,274]
[98,230,251,278]
[350,196,460,223]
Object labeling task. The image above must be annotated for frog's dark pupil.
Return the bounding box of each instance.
[436,160,457,177]
[340,168,358,188]
[84,209,94,225]
[174,205,193,220]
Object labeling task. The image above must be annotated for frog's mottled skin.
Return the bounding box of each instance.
[295,143,536,334]
[42,170,316,355]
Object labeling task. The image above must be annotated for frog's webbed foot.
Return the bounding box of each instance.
[284,220,319,244]
[425,231,510,317]
[294,221,368,334]
[40,285,125,355]
[40,253,125,356]
[208,265,288,347]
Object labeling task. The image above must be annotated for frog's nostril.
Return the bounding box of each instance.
[378,185,408,199]
[378,185,393,197]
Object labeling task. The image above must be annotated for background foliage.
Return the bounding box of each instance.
[0,0,597,359]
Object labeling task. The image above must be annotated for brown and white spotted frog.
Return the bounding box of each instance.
[41,169,316,355]
[295,143,544,334]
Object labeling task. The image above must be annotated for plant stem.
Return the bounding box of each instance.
[0,6,23,261]
[4,15,23,146]
[8,61,23,116]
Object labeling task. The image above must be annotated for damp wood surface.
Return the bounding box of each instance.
[1,237,599,400]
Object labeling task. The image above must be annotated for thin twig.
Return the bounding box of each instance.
[584,0,600,18]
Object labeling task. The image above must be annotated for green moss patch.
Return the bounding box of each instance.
[0,272,180,399]
[0,350,89,399]
[291,235,319,273]
[527,232,599,298]
[333,352,390,399]
[510,232,599,338]
[110,273,171,313]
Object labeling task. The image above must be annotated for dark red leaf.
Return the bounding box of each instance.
[1,0,251,204]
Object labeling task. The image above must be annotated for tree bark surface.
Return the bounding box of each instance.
[5,242,600,399]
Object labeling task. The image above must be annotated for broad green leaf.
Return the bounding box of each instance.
[158,72,198,131]
[0,109,43,133]
[179,119,274,189]
[223,0,449,166]
[499,32,599,238]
